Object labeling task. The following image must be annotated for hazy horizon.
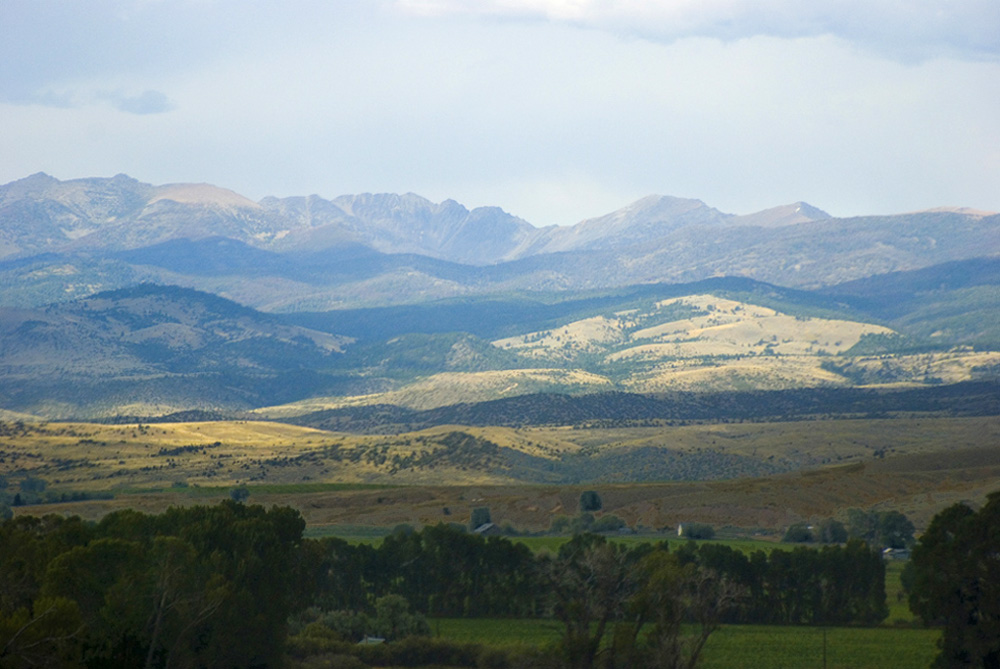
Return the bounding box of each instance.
[2,1,998,226]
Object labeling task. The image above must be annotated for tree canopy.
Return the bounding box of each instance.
[908,493,1000,668]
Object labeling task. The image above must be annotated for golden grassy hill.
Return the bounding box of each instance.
[5,415,999,534]
[254,293,998,415]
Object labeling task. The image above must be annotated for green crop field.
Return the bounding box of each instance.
[699,626,939,669]
[309,531,785,556]
[432,619,940,668]
[303,524,393,543]
[884,561,915,624]
[509,534,781,554]
[432,618,562,646]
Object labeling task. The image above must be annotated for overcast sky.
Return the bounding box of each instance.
[1,0,998,226]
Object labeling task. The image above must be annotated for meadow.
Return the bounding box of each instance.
[431,619,940,669]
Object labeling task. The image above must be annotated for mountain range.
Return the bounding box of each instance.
[0,173,829,262]
[2,173,997,311]
[1,173,999,419]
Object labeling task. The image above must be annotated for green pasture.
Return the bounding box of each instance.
[431,618,560,646]
[304,524,393,542]
[884,561,915,624]
[700,625,938,669]
[320,529,806,558]
[432,619,940,668]
[511,534,780,555]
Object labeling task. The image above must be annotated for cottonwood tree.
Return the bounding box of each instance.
[0,596,83,669]
[908,494,1000,668]
[542,534,637,669]
[615,551,743,669]
[847,508,914,549]
[579,491,603,513]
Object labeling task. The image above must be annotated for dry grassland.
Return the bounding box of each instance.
[258,368,615,415]
[5,415,999,534]
[495,294,892,360]
[253,294,996,415]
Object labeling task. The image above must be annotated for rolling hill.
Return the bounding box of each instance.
[6,415,1000,533]
[1,277,999,419]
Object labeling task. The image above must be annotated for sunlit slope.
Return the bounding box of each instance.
[5,416,999,490]
[495,294,891,359]
[262,368,615,415]
[260,293,998,413]
[7,417,1000,532]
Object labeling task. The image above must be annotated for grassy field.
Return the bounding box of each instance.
[431,619,940,668]
[6,415,1000,534]
[699,625,938,669]
[510,534,780,555]
[884,561,915,625]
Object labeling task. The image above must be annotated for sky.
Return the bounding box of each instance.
[1,0,998,227]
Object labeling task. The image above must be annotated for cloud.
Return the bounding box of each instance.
[102,89,175,115]
[393,0,1000,61]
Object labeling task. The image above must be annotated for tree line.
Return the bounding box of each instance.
[1,503,894,669]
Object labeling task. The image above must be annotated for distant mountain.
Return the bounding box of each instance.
[519,195,731,255]
[2,273,999,418]
[1,171,997,309]
[0,173,281,257]
[260,192,540,264]
[0,284,359,417]
[729,201,831,228]
[821,257,1000,348]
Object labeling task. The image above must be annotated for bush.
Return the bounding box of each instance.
[579,490,603,512]
[476,645,563,669]
[590,514,626,533]
[285,632,353,659]
[783,523,814,543]
[681,522,715,540]
[357,637,483,667]
[478,647,511,669]
[549,515,571,533]
[570,513,595,533]
[20,476,47,493]
[372,594,431,641]
[504,644,564,669]
[321,611,373,643]
[817,519,848,543]
[288,654,365,669]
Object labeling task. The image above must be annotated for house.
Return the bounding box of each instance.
[882,547,911,561]
[473,522,501,536]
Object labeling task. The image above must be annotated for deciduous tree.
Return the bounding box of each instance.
[908,494,1000,668]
